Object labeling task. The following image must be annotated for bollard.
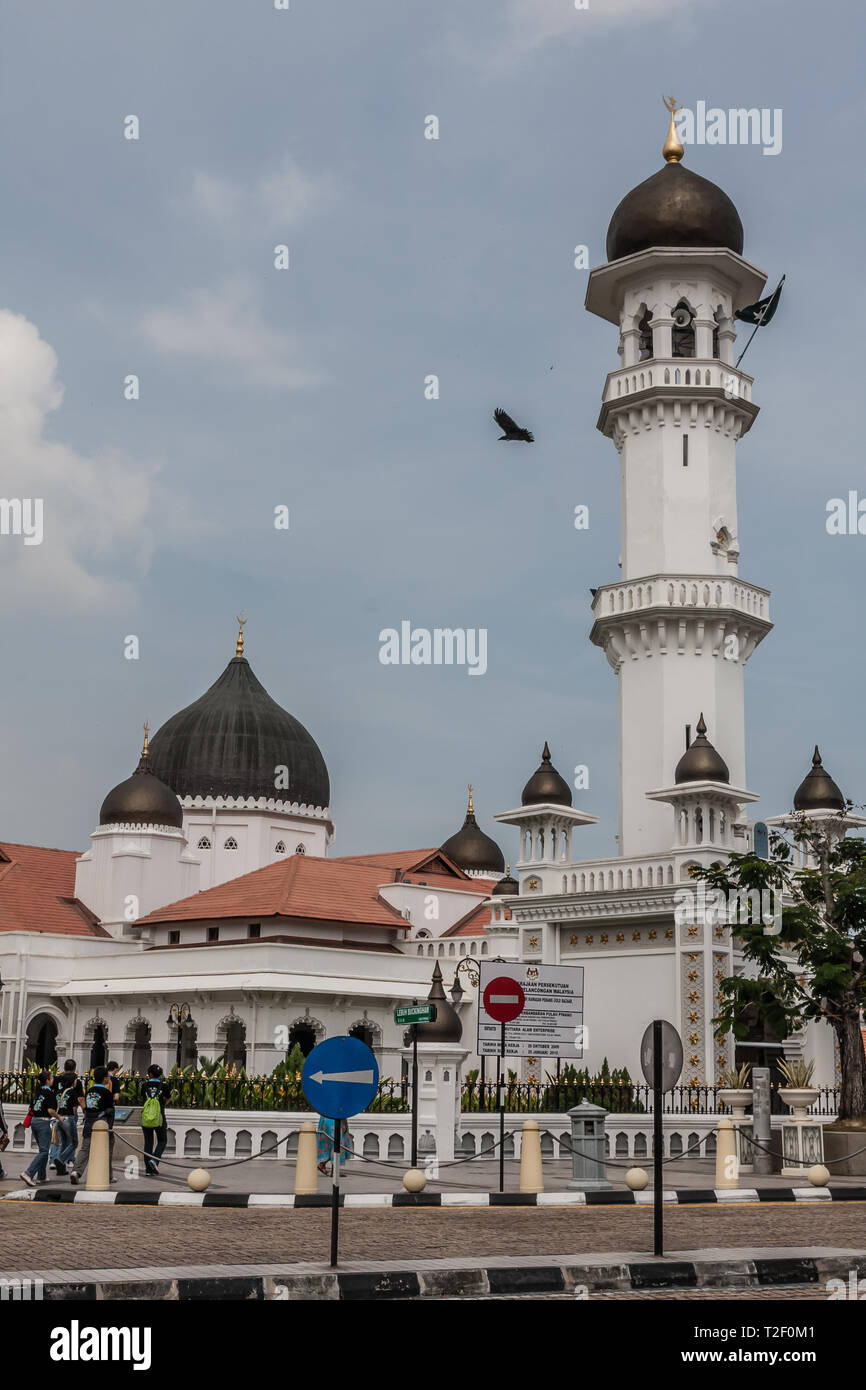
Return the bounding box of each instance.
[85,1119,110,1192]
[715,1117,739,1190]
[519,1118,544,1194]
[626,1167,649,1191]
[807,1164,830,1188]
[187,1168,211,1192]
[402,1168,427,1193]
[295,1121,318,1196]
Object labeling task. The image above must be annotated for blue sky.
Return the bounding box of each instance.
[1,0,864,861]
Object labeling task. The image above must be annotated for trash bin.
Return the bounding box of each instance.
[567,1100,612,1191]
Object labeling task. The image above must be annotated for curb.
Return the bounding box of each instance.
[7,1254,866,1300]
[5,1185,865,1207]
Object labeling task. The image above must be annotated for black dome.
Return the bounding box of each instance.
[793,747,845,813]
[521,742,572,807]
[492,866,519,897]
[412,961,463,1044]
[148,654,330,806]
[675,714,730,785]
[606,160,744,263]
[100,751,183,829]
[440,791,505,875]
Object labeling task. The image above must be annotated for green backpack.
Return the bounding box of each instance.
[141,1095,161,1128]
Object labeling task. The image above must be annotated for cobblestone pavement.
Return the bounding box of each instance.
[1,1201,864,1270]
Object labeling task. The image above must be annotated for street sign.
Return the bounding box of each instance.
[482,976,525,1024]
[302,1035,380,1120]
[394,1003,437,1025]
[477,961,585,1058]
[640,1019,683,1091]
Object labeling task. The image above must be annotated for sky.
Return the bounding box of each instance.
[1,0,865,862]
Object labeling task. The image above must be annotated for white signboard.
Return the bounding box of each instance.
[476,961,585,1059]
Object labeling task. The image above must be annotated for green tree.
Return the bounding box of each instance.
[691,823,866,1123]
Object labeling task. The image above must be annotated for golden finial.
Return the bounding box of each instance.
[467,783,474,816]
[662,94,684,163]
[141,721,150,759]
[235,611,247,658]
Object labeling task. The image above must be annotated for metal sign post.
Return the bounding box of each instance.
[481,976,525,1192]
[639,1019,684,1259]
[395,999,437,1169]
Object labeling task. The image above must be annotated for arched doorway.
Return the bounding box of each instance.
[129,1018,152,1074]
[288,1023,317,1057]
[734,1005,786,1114]
[89,1022,108,1071]
[24,1014,58,1069]
[225,1019,247,1070]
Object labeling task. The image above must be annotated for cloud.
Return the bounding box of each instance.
[0,309,158,611]
[184,158,335,235]
[140,273,327,389]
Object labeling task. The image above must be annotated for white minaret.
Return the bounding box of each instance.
[586,103,773,857]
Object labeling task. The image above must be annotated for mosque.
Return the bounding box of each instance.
[0,108,851,1095]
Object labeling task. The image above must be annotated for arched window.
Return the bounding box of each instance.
[274,841,286,855]
[224,1019,247,1070]
[349,1016,382,1051]
[636,308,653,361]
[288,1022,318,1057]
[672,301,695,358]
[89,1021,107,1071]
[295,843,306,855]
[24,1013,58,1069]
[197,837,211,850]
[177,1020,198,1069]
[127,1016,152,1074]
[223,837,238,850]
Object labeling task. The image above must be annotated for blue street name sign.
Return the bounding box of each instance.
[302,1035,380,1120]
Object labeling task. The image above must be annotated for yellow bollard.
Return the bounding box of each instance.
[519,1118,544,1194]
[295,1121,318,1195]
[715,1117,739,1190]
[85,1120,111,1192]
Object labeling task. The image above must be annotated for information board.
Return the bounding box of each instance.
[476,961,585,1058]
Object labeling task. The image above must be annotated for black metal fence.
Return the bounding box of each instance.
[0,1072,408,1114]
[459,1079,840,1116]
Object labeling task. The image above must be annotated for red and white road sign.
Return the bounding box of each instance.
[482,976,526,1024]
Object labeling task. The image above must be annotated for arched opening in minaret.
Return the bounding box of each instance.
[637,307,653,361]
[712,307,723,359]
[671,301,695,358]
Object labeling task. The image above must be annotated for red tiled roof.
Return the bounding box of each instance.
[138,854,408,929]
[334,848,469,878]
[0,842,109,938]
[442,902,507,937]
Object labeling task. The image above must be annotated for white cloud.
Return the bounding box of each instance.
[141,273,327,389]
[0,309,157,611]
[185,158,334,235]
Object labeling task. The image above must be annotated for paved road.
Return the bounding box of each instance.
[1,1201,864,1270]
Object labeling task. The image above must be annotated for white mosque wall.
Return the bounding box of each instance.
[74,824,201,936]
[181,803,331,890]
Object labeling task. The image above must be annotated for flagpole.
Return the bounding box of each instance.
[735,274,785,369]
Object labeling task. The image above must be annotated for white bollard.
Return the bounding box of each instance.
[715,1117,739,1190]
[519,1119,544,1194]
[85,1120,110,1192]
[626,1167,649,1191]
[402,1168,427,1193]
[807,1164,830,1187]
[187,1168,211,1192]
[295,1122,318,1195]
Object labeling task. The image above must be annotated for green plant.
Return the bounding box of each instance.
[777,1057,816,1089]
[719,1062,752,1089]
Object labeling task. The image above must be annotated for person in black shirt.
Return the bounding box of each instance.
[141,1064,171,1177]
[54,1060,84,1175]
[22,1072,59,1187]
[107,1060,122,1098]
[69,1065,115,1185]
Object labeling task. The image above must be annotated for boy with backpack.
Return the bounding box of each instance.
[68,1064,115,1185]
[140,1064,171,1177]
[54,1060,84,1175]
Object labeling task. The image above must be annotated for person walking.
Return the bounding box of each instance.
[68,1065,115,1185]
[315,1115,350,1175]
[140,1064,171,1177]
[54,1061,84,1176]
[0,1094,9,1180]
[22,1071,59,1187]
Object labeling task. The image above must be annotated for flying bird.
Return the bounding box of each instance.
[494,407,534,443]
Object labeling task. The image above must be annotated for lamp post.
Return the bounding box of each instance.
[450,957,482,1110]
[167,1003,192,1071]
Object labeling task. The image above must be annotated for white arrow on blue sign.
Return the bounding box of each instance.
[302,1035,380,1119]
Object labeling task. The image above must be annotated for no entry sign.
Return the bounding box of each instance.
[482,976,526,1024]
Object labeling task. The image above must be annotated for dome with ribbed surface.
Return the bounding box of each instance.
[606,160,744,263]
[793,747,845,812]
[412,961,463,1044]
[675,714,729,784]
[521,743,572,807]
[440,790,505,875]
[100,750,183,829]
[148,654,330,806]
[492,866,519,897]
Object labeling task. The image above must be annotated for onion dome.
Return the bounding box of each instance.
[492,864,519,897]
[605,100,743,263]
[147,620,330,806]
[440,786,505,875]
[793,746,845,813]
[674,714,730,785]
[521,742,573,807]
[412,961,463,1044]
[100,725,183,829]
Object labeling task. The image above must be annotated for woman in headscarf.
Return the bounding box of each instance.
[315,1115,350,1175]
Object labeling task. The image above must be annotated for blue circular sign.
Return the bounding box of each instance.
[302,1035,380,1119]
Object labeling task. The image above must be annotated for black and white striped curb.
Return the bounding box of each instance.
[5,1185,866,1207]
[5,1254,866,1300]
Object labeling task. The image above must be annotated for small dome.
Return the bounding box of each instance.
[521,742,572,807]
[674,714,730,784]
[100,742,183,829]
[492,865,519,897]
[412,961,463,1044]
[793,746,845,812]
[440,789,505,875]
[606,160,744,263]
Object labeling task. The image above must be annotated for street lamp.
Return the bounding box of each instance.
[167,1002,192,1070]
[450,955,480,1006]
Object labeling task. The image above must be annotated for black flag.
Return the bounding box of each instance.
[735,275,785,326]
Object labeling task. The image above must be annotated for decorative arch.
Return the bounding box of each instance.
[83,1013,109,1070]
[348,1013,382,1051]
[287,1010,325,1058]
[274,841,286,855]
[125,1013,152,1074]
[23,1011,60,1069]
[216,1008,247,1070]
